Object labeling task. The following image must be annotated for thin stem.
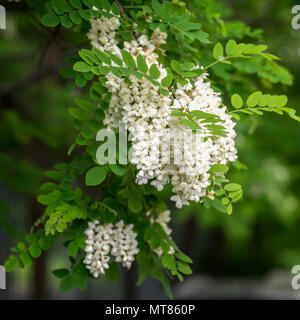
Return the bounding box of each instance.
[113,0,139,39]
[228,107,261,114]
[204,56,231,70]
[98,202,118,216]
[114,0,125,15]
[204,55,246,70]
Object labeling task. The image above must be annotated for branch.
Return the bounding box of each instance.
[114,0,125,15]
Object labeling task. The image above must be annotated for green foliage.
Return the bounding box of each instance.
[85,166,107,186]
[72,47,172,97]
[149,0,210,44]
[171,108,227,138]
[229,92,300,121]
[40,0,119,28]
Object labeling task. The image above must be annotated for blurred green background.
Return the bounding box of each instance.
[0,0,300,299]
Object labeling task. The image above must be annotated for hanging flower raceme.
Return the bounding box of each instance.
[83,220,139,278]
[88,16,238,209]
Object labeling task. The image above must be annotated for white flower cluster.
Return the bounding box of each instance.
[84,220,139,278]
[88,16,121,56]
[88,17,238,209]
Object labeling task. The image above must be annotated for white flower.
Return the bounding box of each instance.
[83,220,139,277]
[88,17,238,209]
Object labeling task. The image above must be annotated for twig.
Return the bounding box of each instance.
[114,0,125,15]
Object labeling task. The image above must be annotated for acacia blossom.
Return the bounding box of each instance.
[83,220,139,278]
[88,16,237,208]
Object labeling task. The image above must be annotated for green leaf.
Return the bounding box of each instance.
[75,74,87,87]
[92,48,111,65]
[67,241,79,256]
[190,110,217,119]
[225,39,237,56]
[69,108,87,121]
[150,233,160,250]
[228,190,243,202]
[247,91,262,107]
[79,49,98,65]
[60,15,73,28]
[177,261,192,275]
[52,268,69,278]
[75,98,94,111]
[73,271,87,290]
[83,0,95,8]
[121,49,136,69]
[231,93,243,109]
[213,42,224,60]
[205,198,227,213]
[231,113,240,121]
[29,242,42,258]
[205,124,227,137]
[85,167,107,186]
[73,62,92,73]
[276,95,288,107]
[109,164,126,176]
[152,0,162,16]
[4,255,18,272]
[162,277,173,300]
[171,60,181,74]
[222,197,230,205]
[94,108,105,120]
[268,95,287,108]
[40,182,57,192]
[128,194,143,213]
[69,0,82,9]
[149,64,160,79]
[25,234,38,244]
[182,62,195,70]
[161,73,173,87]
[159,88,169,96]
[137,54,148,73]
[52,0,72,12]
[224,183,242,192]
[177,78,189,85]
[105,263,120,282]
[41,13,60,27]
[20,252,32,267]
[171,109,190,117]
[17,242,26,252]
[210,164,229,173]
[227,203,233,215]
[105,51,123,66]
[215,189,225,196]
[179,118,201,130]
[79,9,91,21]
[175,252,193,264]
[38,236,55,251]
[75,236,86,249]
[162,254,176,271]
[101,0,111,11]
[69,11,82,24]
[181,71,198,78]
[59,275,73,292]
[111,2,121,15]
